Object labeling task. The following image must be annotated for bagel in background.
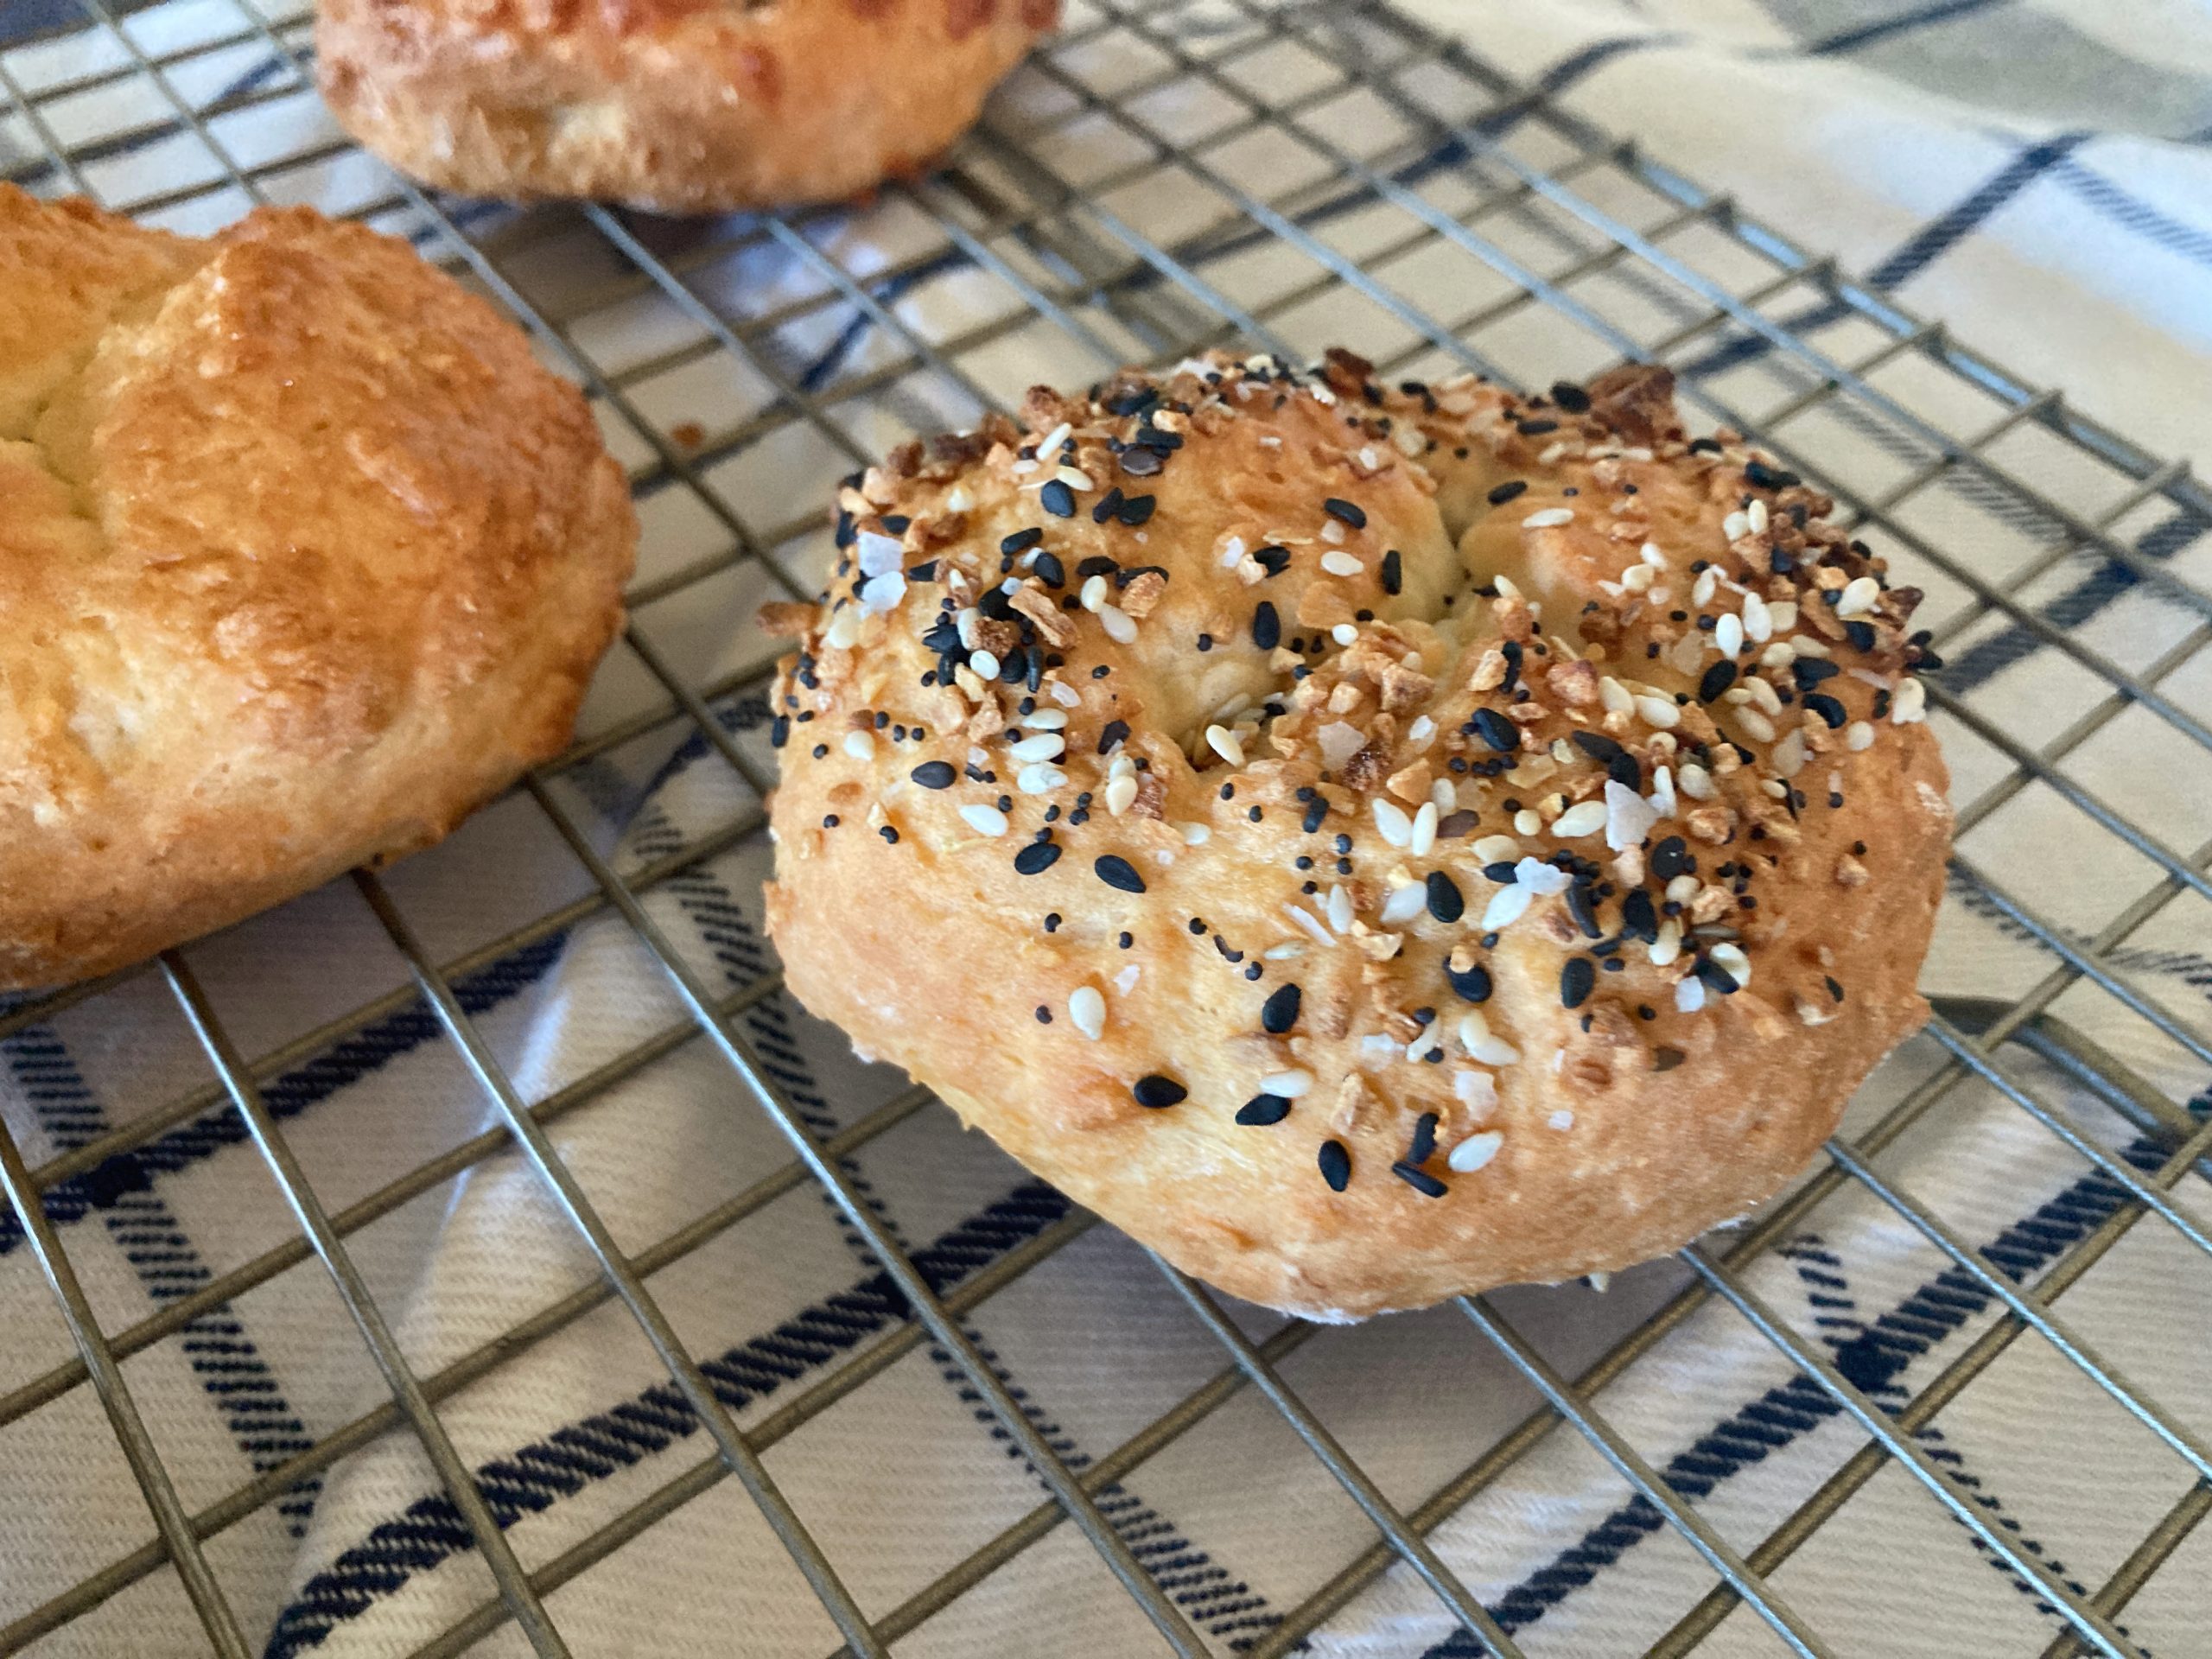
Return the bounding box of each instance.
[316,0,1058,213]
[0,188,636,989]
[763,349,1949,1319]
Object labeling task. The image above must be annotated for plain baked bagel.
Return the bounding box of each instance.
[0,188,636,990]
[315,0,1058,213]
[762,348,1949,1319]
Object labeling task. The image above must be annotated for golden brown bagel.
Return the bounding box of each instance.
[763,350,1948,1319]
[315,0,1058,213]
[0,188,636,989]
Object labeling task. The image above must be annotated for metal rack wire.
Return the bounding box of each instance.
[1,0,2209,1654]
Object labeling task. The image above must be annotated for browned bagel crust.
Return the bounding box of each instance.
[763,350,1948,1319]
[0,188,637,989]
[315,0,1058,213]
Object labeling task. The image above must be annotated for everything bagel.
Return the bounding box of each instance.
[762,350,1949,1319]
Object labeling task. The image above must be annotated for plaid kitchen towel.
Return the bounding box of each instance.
[2,2,2209,1656]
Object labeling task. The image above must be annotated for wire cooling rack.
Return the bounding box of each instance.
[3,1,2210,1655]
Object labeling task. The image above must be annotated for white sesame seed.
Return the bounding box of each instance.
[1411,801,1439,856]
[1286,904,1335,947]
[1472,834,1522,863]
[959,804,1008,837]
[1522,507,1575,529]
[969,649,1001,680]
[1711,942,1753,988]
[1742,592,1772,642]
[1079,574,1108,612]
[1264,941,1306,961]
[1620,563,1656,593]
[1641,542,1668,569]
[1893,677,1928,723]
[1394,425,1427,458]
[1494,575,1522,600]
[1109,753,1135,779]
[1331,623,1359,645]
[1537,441,1568,466]
[1409,715,1436,747]
[1513,809,1542,836]
[823,607,862,650]
[1715,612,1745,658]
[1736,708,1777,743]
[1770,600,1799,632]
[1760,641,1796,668]
[1789,634,1830,658]
[1599,676,1633,715]
[1747,677,1783,716]
[1320,550,1363,577]
[1009,732,1065,763]
[1448,1130,1504,1173]
[1761,779,1789,799]
[1205,724,1246,767]
[1771,728,1808,778]
[1636,695,1682,730]
[1845,720,1875,751]
[1048,678,1080,709]
[1327,884,1355,933]
[1552,800,1609,838]
[1675,976,1706,1013]
[1104,774,1138,816]
[1747,498,1769,534]
[1649,918,1682,967]
[1722,511,1751,543]
[1692,567,1719,608]
[1021,709,1068,730]
[1372,798,1414,847]
[1382,882,1428,925]
[1262,1069,1314,1098]
[1056,466,1093,491]
[1034,421,1071,459]
[1069,986,1105,1040]
[1665,873,1700,904]
[1320,519,1345,546]
[1677,762,1715,801]
[842,730,876,761]
[1835,575,1881,618]
[1018,763,1065,794]
[1101,605,1138,644]
[1482,885,1533,931]
[1431,778,1456,814]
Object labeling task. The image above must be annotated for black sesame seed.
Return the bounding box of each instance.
[1237,1094,1293,1127]
[1302,798,1328,834]
[1485,480,1528,506]
[1572,731,1623,762]
[1252,601,1281,651]
[1550,380,1592,413]
[880,825,899,843]
[1699,660,1738,702]
[1323,497,1367,528]
[1097,719,1130,754]
[1121,446,1163,477]
[1254,545,1290,576]
[1471,708,1519,753]
[1426,871,1465,924]
[1034,1006,1051,1024]
[1843,620,1878,652]
[1446,959,1491,1002]
[1119,493,1156,526]
[1689,956,1737,996]
[1039,479,1075,518]
[1090,486,1125,524]
[1561,957,1596,1008]
[1621,887,1658,943]
[1013,842,1061,875]
[1133,1075,1187,1109]
[1651,836,1692,880]
[1609,751,1643,790]
[1033,550,1065,588]
[1826,975,1846,1001]
[1261,982,1302,1034]
[911,760,957,789]
[1745,460,1799,491]
[1391,1161,1448,1198]
[1566,885,1601,940]
[1380,549,1402,595]
[771,715,791,748]
[1804,692,1848,728]
[1095,855,1147,893]
[1001,527,1043,556]
[1792,657,1840,690]
[1516,417,1558,436]
[1408,1112,1439,1166]
[1319,1140,1351,1192]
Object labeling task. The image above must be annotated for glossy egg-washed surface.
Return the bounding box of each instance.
[764,350,1948,1319]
